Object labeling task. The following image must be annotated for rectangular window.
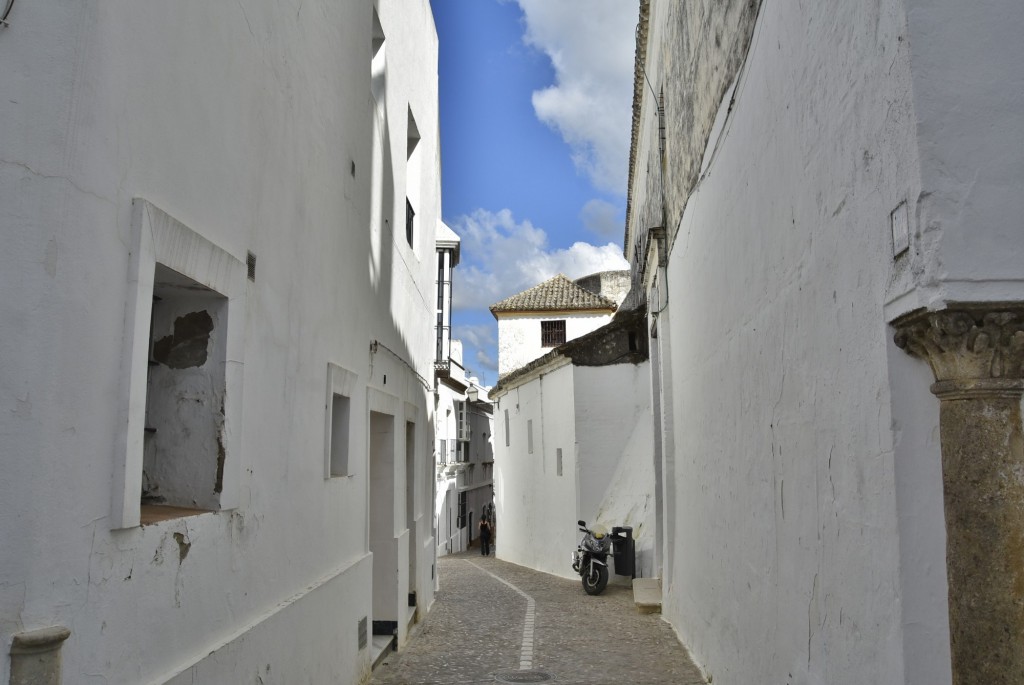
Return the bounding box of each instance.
[405,198,415,247]
[143,265,228,513]
[117,199,247,529]
[439,438,447,465]
[456,400,470,442]
[504,409,510,447]
[405,109,421,250]
[557,448,563,476]
[328,393,351,476]
[457,491,467,529]
[325,362,358,478]
[541,319,566,347]
[527,419,534,454]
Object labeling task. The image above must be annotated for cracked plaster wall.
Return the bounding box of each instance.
[620,0,1007,682]
[0,0,441,682]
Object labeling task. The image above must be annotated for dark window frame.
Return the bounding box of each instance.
[541,319,566,347]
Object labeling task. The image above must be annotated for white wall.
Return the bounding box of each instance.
[575,363,657,579]
[886,0,1024,315]
[0,0,440,681]
[632,0,932,682]
[494,360,654,581]
[497,312,612,376]
[494,363,580,578]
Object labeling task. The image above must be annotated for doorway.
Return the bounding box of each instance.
[370,411,397,637]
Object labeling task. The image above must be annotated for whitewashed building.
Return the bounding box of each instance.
[490,274,622,378]
[627,1,1024,684]
[492,307,654,581]
[433,223,496,557]
[0,1,442,682]
[490,270,653,581]
[434,362,496,557]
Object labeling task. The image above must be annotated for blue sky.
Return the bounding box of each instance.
[430,0,636,387]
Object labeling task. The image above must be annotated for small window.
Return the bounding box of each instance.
[371,8,385,59]
[117,199,247,529]
[325,362,358,478]
[405,198,415,248]
[328,393,351,476]
[527,419,534,454]
[557,448,563,476]
[143,265,228,513]
[504,409,510,447]
[541,320,566,347]
[456,400,470,442]
[406,109,421,250]
[439,438,447,464]
[457,492,467,529]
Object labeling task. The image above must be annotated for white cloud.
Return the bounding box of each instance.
[517,0,637,195]
[450,208,628,311]
[580,198,623,240]
[453,323,496,350]
[474,348,499,373]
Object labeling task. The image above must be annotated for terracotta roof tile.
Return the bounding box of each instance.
[489,274,618,315]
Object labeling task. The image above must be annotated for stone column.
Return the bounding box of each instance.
[9,626,70,685]
[894,304,1024,685]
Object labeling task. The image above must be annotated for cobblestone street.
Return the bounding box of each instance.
[370,551,705,685]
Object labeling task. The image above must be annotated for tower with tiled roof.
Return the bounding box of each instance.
[489,273,621,377]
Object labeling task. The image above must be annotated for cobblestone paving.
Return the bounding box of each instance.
[370,551,705,685]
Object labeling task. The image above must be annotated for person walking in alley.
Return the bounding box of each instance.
[479,517,492,556]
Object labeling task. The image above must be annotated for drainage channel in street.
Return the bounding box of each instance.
[466,561,557,683]
[492,670,556,683]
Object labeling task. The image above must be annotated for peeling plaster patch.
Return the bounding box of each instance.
[172,532,191,563]
[153,310,214,368]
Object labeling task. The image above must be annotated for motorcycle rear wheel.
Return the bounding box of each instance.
[582,564,609,595]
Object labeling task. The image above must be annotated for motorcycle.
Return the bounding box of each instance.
[571,520,612,595]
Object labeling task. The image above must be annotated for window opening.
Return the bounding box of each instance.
[435,251,453,361]
[504,409,510,447]
[557,448,563,476]
[457,491,467,529]
[527,419,534,454]
[328,393,351,476]
[371,9,385,59]
[405,109,421,250]
[142,264,228,514]
[456,400,470,442]
[405,199,415,248]
[541,319,566,347]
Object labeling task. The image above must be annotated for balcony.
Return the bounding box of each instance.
[434,356,468,393]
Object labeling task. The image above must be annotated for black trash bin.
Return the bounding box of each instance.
[611,526,635,578]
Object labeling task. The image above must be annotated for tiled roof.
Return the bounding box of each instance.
[489,274,618,315]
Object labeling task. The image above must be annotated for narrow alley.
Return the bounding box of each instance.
[371,552,703,685]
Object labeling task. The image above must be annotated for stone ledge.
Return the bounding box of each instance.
[10,626,70,655]
[633,578,662,614]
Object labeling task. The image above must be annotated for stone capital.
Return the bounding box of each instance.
[9,626,70,656]
[893,303,1024,387]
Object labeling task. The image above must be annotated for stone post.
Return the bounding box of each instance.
[894,304,1024,685]
[9,626,70,685]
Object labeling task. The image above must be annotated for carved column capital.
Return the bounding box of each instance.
[893,301,1024,684]
[893,303,1024,387]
